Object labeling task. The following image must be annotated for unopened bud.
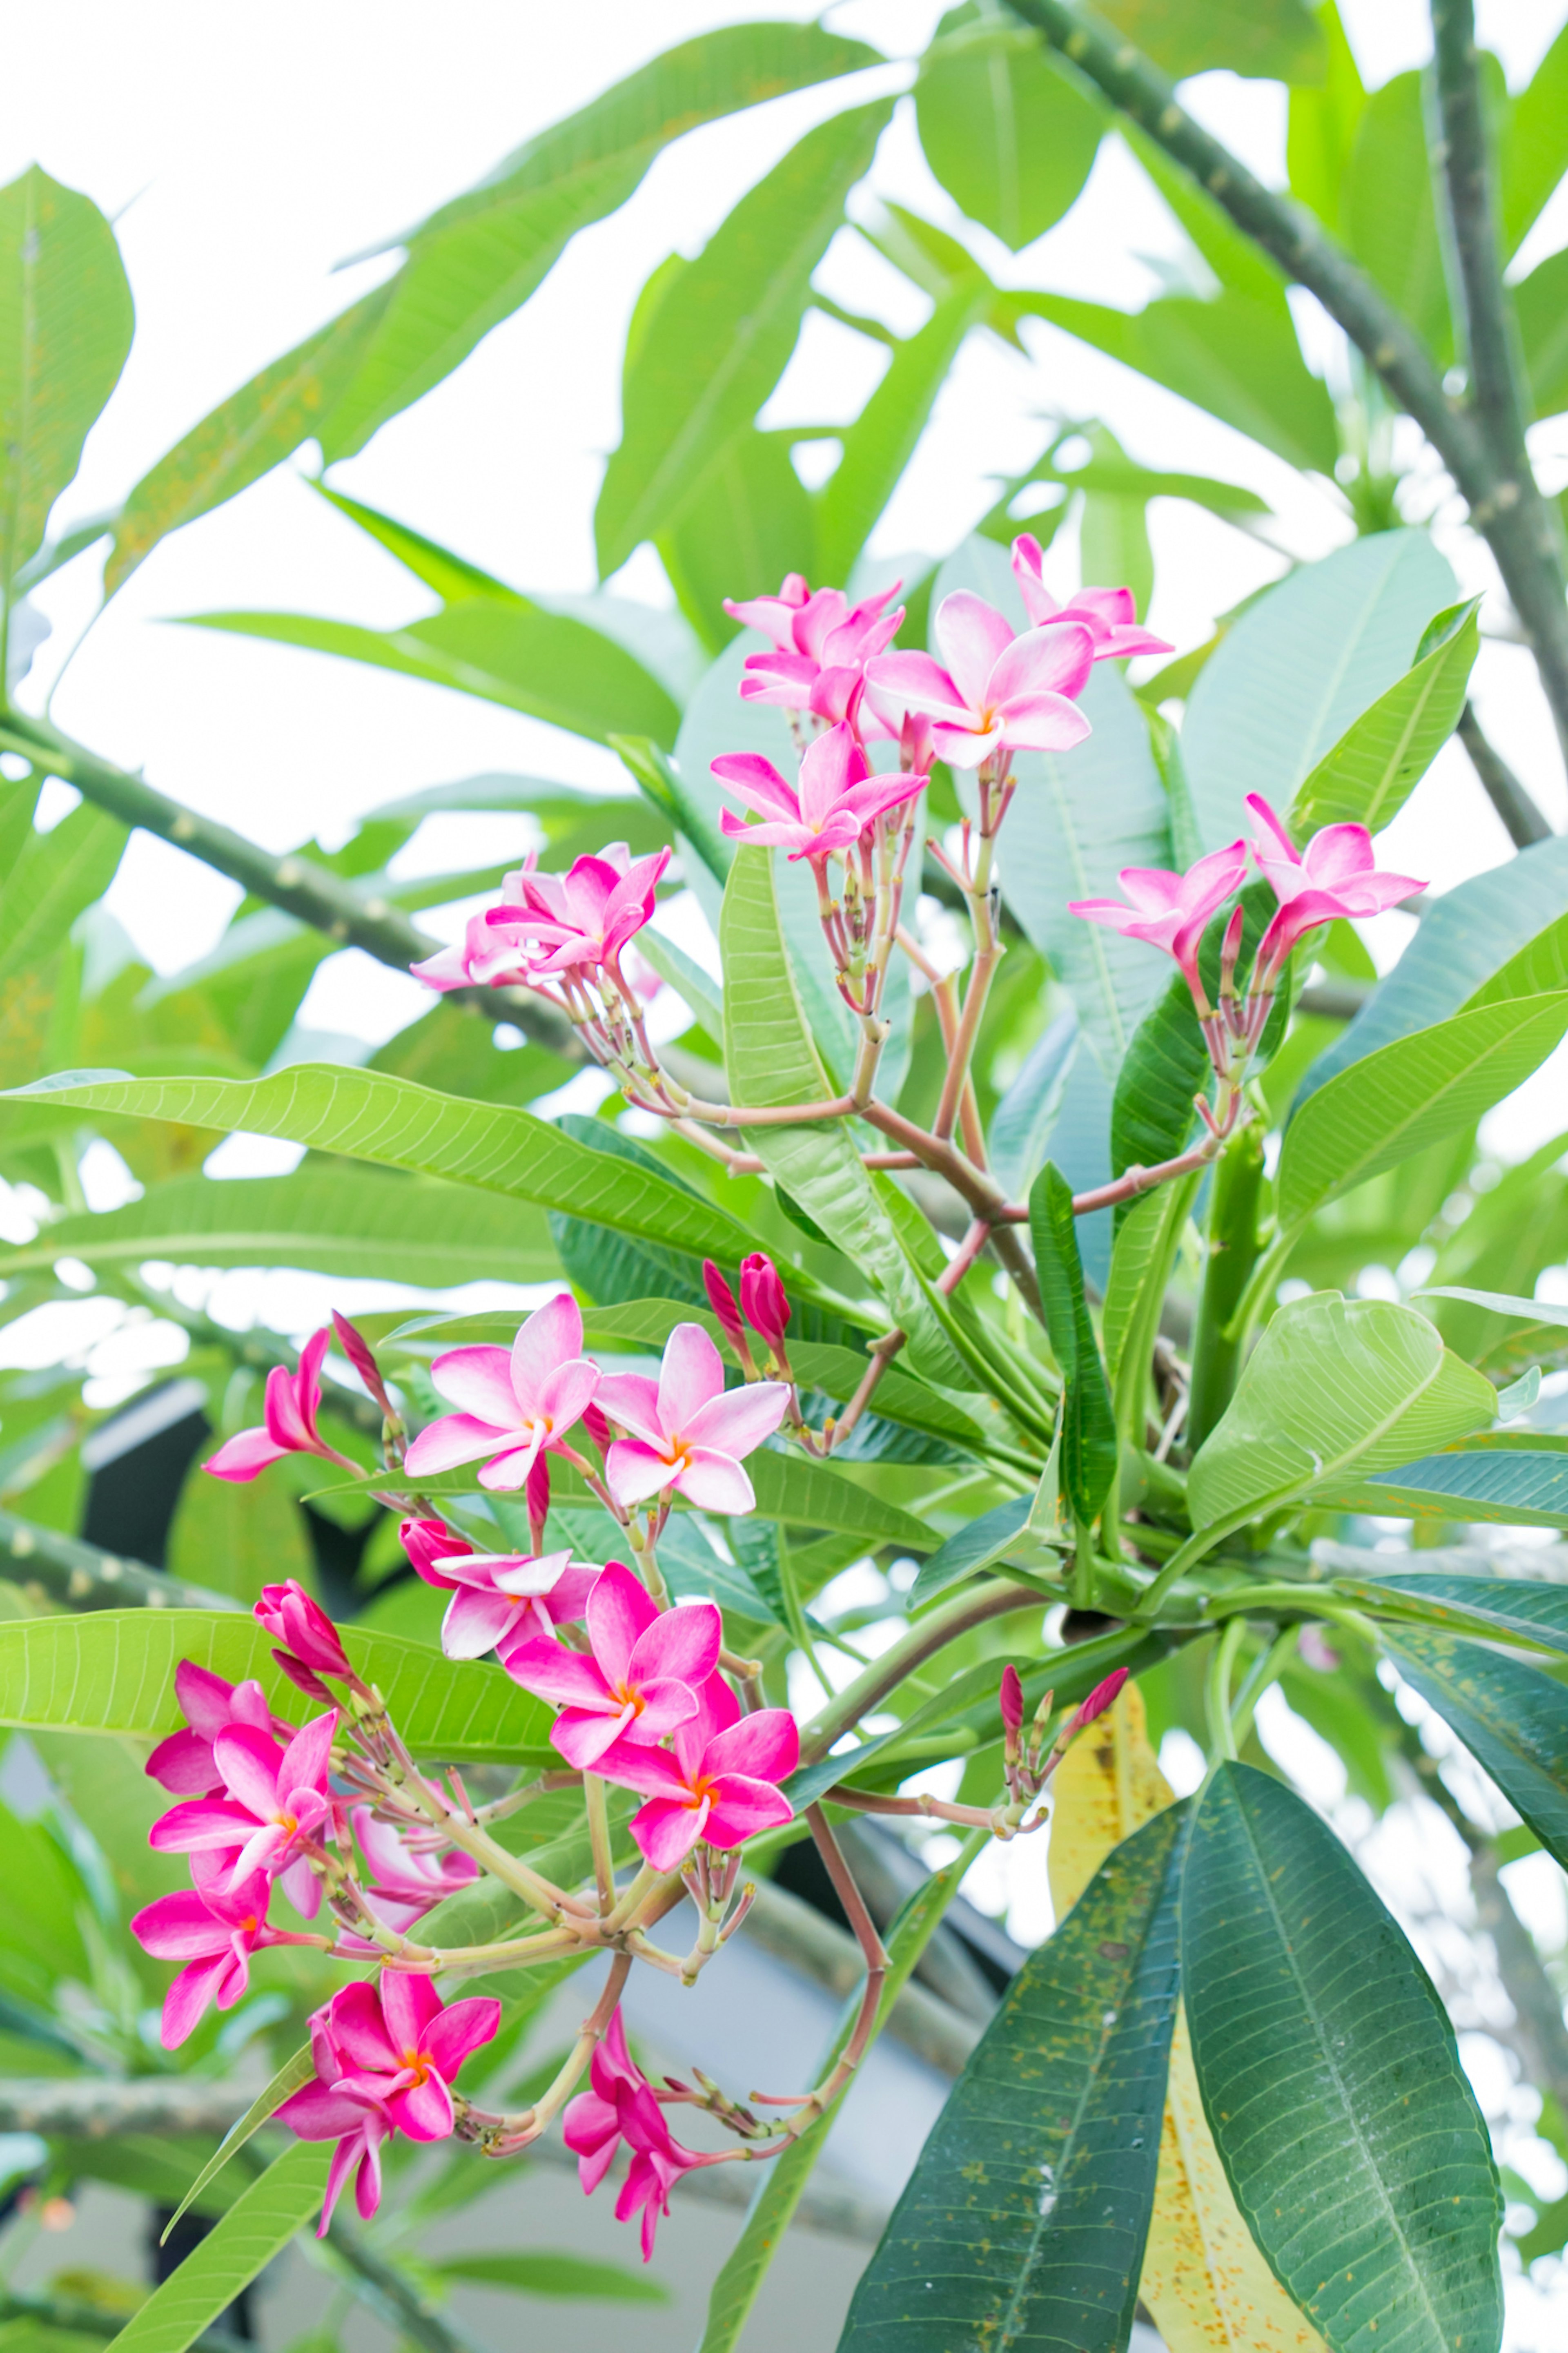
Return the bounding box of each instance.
[703,1260,756,1371]
[1218,903,1246,1001]
[1000,1664,1025,1760]
[255,1579,351,1680]
[900,709,935,776]
[331,1310,393,1414]
[1065,1667,1129,1742]
[582,1402,612,1454]
[400,1517,472,1588]
[526,1452,551,1549]
[740,1253,791,1355]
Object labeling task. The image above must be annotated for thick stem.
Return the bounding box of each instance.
[1457,701,1551,847]
[799,1579,1044,1764]
[826,1329,906,1450]
[1186,1121,1265,1449]
[583,1773,615,1914]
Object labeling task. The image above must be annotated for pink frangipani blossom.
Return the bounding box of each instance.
[563,2008,703,2259]
[255,1579,352,1702]
[145,1662,280,1796]
[347,1809,480,1934]
[596,1673,798,1871]
[149,1710,337,1890]
[727,576,905,729]
[501,1561,720,1770]
[205,1329,356,1483]
[403,1292,600,1492]
[1068,840,1249,1005]
[278,1975,499,2232]
[401,1517,598,1657]
[131,1853,281,2049]
[712,722,923,861]
[1247,794,1423,981]
[864,591,1095,769]
[411,843,670,993]
[598,1324,788,1514]
[1010,535,1172,659]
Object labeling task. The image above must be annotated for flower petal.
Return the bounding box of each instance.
[991,692,1093,752]
[424,1994,501,2081]
[205,1427,290,1482]
[593,1738,692,1802]
[934,591,1016,708]
[477,1438,547,1492]
[710,752,802,823]
[594,1371,664,1446]
[604,1438,678,1510]
[656,1324,724,1433]
[704,1774,796,1850]
[585,1560,659,1684]
[404,1413,514,1476]
[627,1597,721,1691]
[682,1380,789,1459]
[632,1793,709,1872]
[986,619,1094,707]
[671,1447,755,1514]
[212,1725,284,1820]
[509,1292,584,1412]
[704,1706,801,1785]
[441,1586,520,1659]
[428,1346,521,1428]
[550,1704,638,1769]
[500,1639,611,1711]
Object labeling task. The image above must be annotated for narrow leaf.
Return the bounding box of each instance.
[1287,597,1479,836]
[107,2140,332,2353]
[1383,1626,1568,1873]
[1030,1160,1118,1526]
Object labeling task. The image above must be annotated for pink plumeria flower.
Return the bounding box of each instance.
[712,721,924,861]
[501,1561,721,1770]
[255,1579,352,1703]
[1247,793,1423,984]
[145,1662,280,1796]
[563,2008,703,2260]
[403,1292,601,1493]
[864,591,1095,769]
[346,1809,480,1934]
[411,843,670,992]
[408,906,510,994]
[1068,840,1248,1007]
[401,1516,598,1655]
[149,1709,337,1890]
[131,1853,279,2050]
[205,1328,356,1483]
[727,575,904,729]
[597,1323,789,1514]
[597,1673,798,1871]
[1010,534,1172,659]
[278,1976,499,2233]
[739,1252,790,1355]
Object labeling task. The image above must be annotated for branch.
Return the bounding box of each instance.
[1457,700,1552,847]
[0,1506,238,1614]
[324,2215,487,2353]
[798,1579,1045,1764]
[740,1880,982,2076]
[1001,0,1568,769]
[1468,1838,1568,2112]
[0,712,579,1058]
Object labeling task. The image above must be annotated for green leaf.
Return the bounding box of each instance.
[746,1441,939,1552]
[1381,1626,1568,1878]
[0,1167,560,1286]
[1288,597,1480,835]
[105,2140,332,2353]
[1029,1162,1117,1526]
[0,806,124,992]
[987,1010,1077,1201]
[1514,244,1568,421]
[1103,1172,1199,1439]
[1183,530,1458,850]
[318,22,882,460]
[1184,1762,1501,2353]
[908,1495,1033,1607]
[1276,992,1568,1224]
[1109,967,1207,1189]
[1186,1292,1494,1549]
[433,2252,667,2304]
[596,100,891,573]
[1287,0,1367,225]
[840,1803,1188,2353]
[1342,71,1452,362]
[181,595,682,749]
[1093,0,1325,83]
[658,426,816,652]
[105,292,390,596]
[915,7,1103,251]
[0,1610,555,1763]
[1334,1570,1568,1657]
[0,1066,764,1269]
[1500,18,1568,254]
[1312,1447,1568,1530]
[718,842,966,1387]
[0,167,134,588]
[159,2042,316,2243]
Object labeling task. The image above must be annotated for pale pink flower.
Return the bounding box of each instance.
[597,1673,798,1871]
[501,1561,720,1771]
[411,844,670,992]
[727,575,904,728]
[712,722,923,861]
[1010,534,1172,659]
[145,1662,280,1796]
[598,1324,788,1514]
[401,1514,598,1656]
[406,908,501,994]
[149,1710,337,1889]
[403,1292,601,1493]
[1068,840,1248,1003]
[1247,793,1423,982]
[864,591,1095,768]
[204,1329,355,1483]
[563,2008,703,2260]
[277,1975,499,2233]
[131,1853,279,2049]
[348,1809,480,1932]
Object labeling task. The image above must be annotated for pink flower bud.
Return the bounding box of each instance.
[900,709,935,776]
[1218,903,1246,999]
[331,1310,392,1414]
[739,1253,791,1353]
[703,1260,748,1356]
[255,1580,351,1681]
[582,1402,611,1454]
[526,1452,550,1544]
[999,1664,1025,1739]
[1069,1667,1129,1737]
[401,1517,472,1588]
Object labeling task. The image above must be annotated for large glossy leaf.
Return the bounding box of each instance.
[0,1166,559,1285]
[839,1803,1188,2353]
[1382,1626,1568,1874]
[1182,532,1457,851]
[318,23,880,460]
[107,2139,332,2353]
[659,424,817,653]
[105,292,389,595]
[2,1066,763,1267]
[1187,1293,1494,1549]
[596,100,891,574]
[1312,1447,1568,1530]
[1501,18,1568,254]
[1336,1569,1568,1655]
[915,7,1103,250]
[1515,244,1568,422]
[1343,71,1452,362]
[0,167,133,586]
[183,594,682,748]
[1287,0,1366,225]
[1031,1161,1116,1526]
[746,1447,937,1551]
[987,1010,1077,1200]
[1276,992,1568,1224]
[0,805,124,991]
[0,1610,555,1763]
[1094,0,1325,82]
[1184,1763,1501,2353]
[1296,835,1568,1106]
[1288,598,1479,836]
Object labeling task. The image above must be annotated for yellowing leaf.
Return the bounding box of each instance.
[1046,1678,1172,1916]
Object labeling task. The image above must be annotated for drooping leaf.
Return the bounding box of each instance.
[1342,71,1452,363]
[1333,1569,1568,1657]
[1287,598,1479,836]
[1382,1626,1568,1874]
[839,1803,1188,2353]
[987,1010,1078,1201]
[1183,1762,1501,2353]
[434,2252,667,2304]
[1310,1447,1568,1530]
[658,426,816,652]
[1186,1293,1494,1550]
[106,2140,332,2353]
[1030,1161,1117,1527]
[915,6,1103,250]
[158,2043,317,2243]
[1091,0,1325,83]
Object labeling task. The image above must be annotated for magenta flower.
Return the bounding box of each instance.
[864,591,1095,769]
[278,1975,500,2233]
[1010,534,1172,659]
[255,1579,352,1702]
[701,1261,751,1363]
[405,907,497,994]
[1067,1666,1130,1735]
[501,1561,720,1770]
[727,575,904,727]
[145,1662,279,1796]
[563,2008,703,2260]
[597,1674,798,1871]
[712,722,924,861]
[1068,840,1249,1005]
[149,1710,337,1889]
[597,1324,789,1514]
[131,1853,279,2049]
[411,843,670,992]
[1247,794,1423,983]
[999,1664,1025,1743]
[204,1329,355,1483]
[348,1809,480,1932]
[403,1292,601,1492]
[402,1513,598,1655]
[739,1252,790,1355]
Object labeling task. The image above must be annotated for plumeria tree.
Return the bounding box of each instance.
[6,6,1568,2353]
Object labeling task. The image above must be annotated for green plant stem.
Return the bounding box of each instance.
[0,1504,236,1613]
[798,1579,1045,1764]
[1229,1624,1298,1749]
[1000,0,1568,765]
[1187,1122,1265,1450]
[1457,702,1551,847]
[323,2215,487,2353]
[1204,1615,1248,1761]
